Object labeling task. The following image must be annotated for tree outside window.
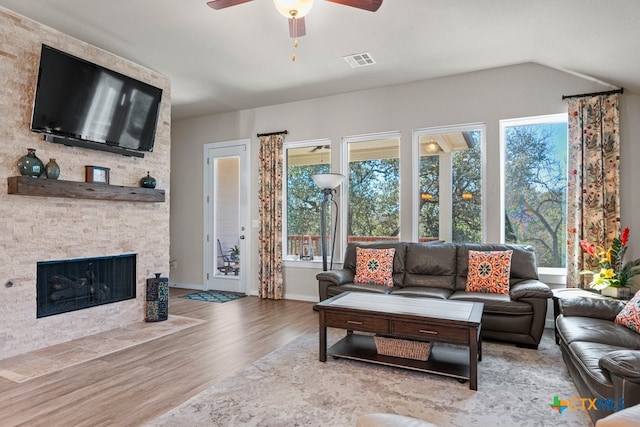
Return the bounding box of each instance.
[502,114,568,268]
[285,143,331,258]
[418,128,483,243]
[346,135,400,242]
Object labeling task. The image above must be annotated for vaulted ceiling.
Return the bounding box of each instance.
[1,0,637,120]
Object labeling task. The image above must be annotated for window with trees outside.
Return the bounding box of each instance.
[284,140,331,260]
[501,114,568,269]
[344,133,400,244]
[416,125,484,243]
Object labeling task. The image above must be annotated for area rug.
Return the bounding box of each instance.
[148,330,591,427]
[0,315,203,383]
[182,290,246,303]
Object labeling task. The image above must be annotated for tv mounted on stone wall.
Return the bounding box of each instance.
[30,45,163,158]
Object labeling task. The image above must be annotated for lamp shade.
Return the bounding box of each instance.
[273,0,314,18]
[312,173,344,190]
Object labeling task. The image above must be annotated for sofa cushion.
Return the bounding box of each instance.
[615,290,640,334]
[390,287,453,300]
[557,316,640,349]
[455,244,538,291]
[449,291,532,315]
[326,283,396,298]
[465,250,512,294]
[560,297,626,320]
[343,242,407,287]
[403,243,456,290]
[354,247,396,286]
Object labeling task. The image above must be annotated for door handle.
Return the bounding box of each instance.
[239,235,245,240]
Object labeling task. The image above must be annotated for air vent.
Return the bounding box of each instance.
[343,52,376,68]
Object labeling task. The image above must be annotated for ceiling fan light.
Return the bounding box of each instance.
[274,0,314,18]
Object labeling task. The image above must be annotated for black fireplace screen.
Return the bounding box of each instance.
[37,254,136,318]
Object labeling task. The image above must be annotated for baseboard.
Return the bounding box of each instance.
[170,283,203,291]
[242,289,318,302]
[283,292,319,303]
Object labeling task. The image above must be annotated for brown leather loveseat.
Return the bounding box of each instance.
[317,241,552,348]
[556,297,640,423]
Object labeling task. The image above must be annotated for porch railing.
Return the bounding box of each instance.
[286,235,438,258]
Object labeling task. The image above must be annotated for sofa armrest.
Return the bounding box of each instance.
[560,297,626,320]
[599,350,640,383]
[317,269,354,286]
[510,280,552,301]
[317,269,354,301]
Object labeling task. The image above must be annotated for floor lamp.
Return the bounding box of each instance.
[312,173,344,271]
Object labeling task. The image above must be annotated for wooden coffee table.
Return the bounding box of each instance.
[314,292,484,390]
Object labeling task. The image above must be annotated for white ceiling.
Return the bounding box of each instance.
[1,0,638,120]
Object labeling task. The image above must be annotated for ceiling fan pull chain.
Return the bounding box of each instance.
[291,14,298,62]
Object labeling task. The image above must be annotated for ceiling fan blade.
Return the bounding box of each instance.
[325,0,383,12]
[206,0,254,10]
[288,17,306,38]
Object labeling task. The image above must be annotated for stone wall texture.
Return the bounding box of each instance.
[0,7,171,358]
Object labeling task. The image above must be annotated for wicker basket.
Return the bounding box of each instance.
[374,336,432,361]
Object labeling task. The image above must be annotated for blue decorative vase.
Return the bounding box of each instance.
[140,171,157,188]
[45,158,60,180]
[17,148,44,178]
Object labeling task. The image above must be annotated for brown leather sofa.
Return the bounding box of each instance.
[317,241,552,348]
[556,297,640,423]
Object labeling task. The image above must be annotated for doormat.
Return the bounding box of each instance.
[182,290,246,303]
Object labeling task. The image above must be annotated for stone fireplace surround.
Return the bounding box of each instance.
[0,7,171,359]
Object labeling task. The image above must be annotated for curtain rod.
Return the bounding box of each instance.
[562,88,623,100]
[257,130,288,137]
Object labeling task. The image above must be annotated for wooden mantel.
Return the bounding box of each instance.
[7,176,165,203]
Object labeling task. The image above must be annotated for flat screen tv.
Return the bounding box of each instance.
[31,45,163,158]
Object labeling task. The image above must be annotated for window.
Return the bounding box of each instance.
[415,125,484,243]
[344,133,400,243]
[501,114,568,268]
[283,140,331,260]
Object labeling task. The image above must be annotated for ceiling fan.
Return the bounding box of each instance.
[206,0,383,39]
[310,144,330,152]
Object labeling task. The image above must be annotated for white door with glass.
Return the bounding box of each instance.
[204,140,250,293]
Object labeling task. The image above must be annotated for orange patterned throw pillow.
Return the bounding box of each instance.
[615,290,640,334]
[353,247,396,287]
[465,250,513,294]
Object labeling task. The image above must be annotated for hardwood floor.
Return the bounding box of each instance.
[0,289,318,426]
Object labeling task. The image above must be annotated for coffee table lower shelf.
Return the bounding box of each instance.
[328,333,471,383]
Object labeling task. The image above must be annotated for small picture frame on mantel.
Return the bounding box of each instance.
[85,165,110,184]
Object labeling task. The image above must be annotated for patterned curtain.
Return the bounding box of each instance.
[566,94,620,288]
[257,134,285,299]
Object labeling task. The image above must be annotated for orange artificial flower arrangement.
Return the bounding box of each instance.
[580,227,640,290]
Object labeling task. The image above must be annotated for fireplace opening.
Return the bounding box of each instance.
[37,254,136,318]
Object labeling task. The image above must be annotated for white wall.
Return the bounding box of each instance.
[171,62,640,301]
